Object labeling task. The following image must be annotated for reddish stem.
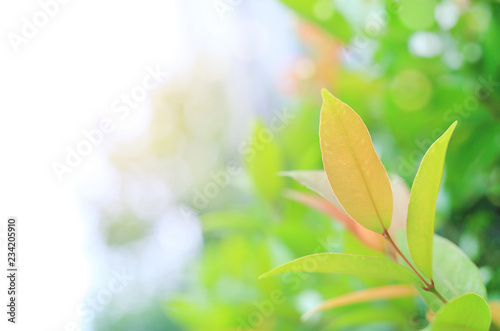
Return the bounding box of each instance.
[382,231,447,303]
[382,231,432,288]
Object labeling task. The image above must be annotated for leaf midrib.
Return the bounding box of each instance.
[334,104,386,231]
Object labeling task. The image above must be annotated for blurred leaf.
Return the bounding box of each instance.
[284,190,386,252]
[103,212,150,247]
[325,306,411,331]
[407,122,457,281]
[389,175,411,236]
[302,284,418,321]
[399,0,437,31]
[282,170,410,236]
[284,189,352,228]
[245,121,284,201]
[281,170,343,210]
[320,89,393,233]
[490,301,500,329]
[416,236,487,312]
[278,0,352,42]
[201,210,263,233]
[259,253,424,286]
[427,293,490,330]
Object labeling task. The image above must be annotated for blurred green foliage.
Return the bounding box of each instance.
[167,0,500,330]
[97,0,500,330]
[167,106,426,330]
[280,0,500,295]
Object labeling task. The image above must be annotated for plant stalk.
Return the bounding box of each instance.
[428,284,447,304]
[382,231,447,304]
[382,231,432,288]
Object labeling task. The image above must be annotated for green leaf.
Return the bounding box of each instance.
[416,235,487,312]
[320,89,393,233]
[259,253,424,286]
[406,121,457,281]
[278,0,352,42]
[428,293,491,331]
[281,170,410,235]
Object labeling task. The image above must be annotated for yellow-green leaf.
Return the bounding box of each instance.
[302,284,418,321]
[416,235,487,312]
[281,170,410,237]
[490,301,500,328]
[259,253,424,287]
[319,89,393,233]
[428,293,491,330]
[406,122,457,281]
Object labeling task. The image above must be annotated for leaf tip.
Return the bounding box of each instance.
[320,88,330,98]
[321,88,337,103]
[449,120,458,131]
[442,121,458,139]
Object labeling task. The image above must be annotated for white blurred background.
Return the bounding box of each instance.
[0,0,301,330]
